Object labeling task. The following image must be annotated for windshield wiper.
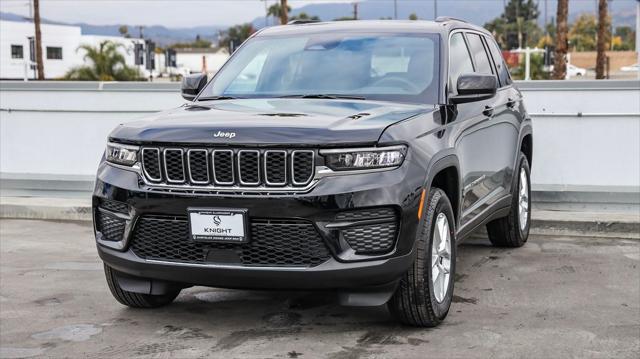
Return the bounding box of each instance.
[279,94,367,100]
[196,95,240,101]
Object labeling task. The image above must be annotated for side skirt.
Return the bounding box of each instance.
[456,195,512,242]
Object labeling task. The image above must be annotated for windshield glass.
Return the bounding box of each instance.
[199,32,440,104]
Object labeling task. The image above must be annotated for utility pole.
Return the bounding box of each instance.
[33,0,44,80]
[434,0,438,19]
[637,0,640,80]
[544,0,548,36]
[393,0,397,19]
[263,0,268,27]
[595,0,608,79]
[280,0,288,25]
[353,2,358,20]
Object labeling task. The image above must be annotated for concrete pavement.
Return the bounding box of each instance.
[0,219,639,359]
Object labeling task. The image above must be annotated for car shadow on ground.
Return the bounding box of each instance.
[94,238,499,355]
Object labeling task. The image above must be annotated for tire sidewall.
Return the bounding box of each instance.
[515,154,531,241]
[424,190,456,319]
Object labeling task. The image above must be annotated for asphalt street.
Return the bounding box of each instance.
[0,219,638,358]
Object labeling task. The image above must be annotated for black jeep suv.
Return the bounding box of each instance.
[94,19,532,327]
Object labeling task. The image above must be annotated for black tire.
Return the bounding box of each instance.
[388,187,456,327]
[486,153,531,247]
[104,264,180,308]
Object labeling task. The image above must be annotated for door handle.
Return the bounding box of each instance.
[507,98,517,108]
[482,106,494,117]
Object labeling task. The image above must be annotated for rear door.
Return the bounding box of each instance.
[483,36,522,198]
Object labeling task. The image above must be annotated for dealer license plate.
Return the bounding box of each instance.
[188,208,249,243]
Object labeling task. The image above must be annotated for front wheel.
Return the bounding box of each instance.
[104,265,181,308]
[388,187,456,327]
[486,153,531,247]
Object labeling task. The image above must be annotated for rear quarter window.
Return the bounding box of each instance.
[485,38,513,86]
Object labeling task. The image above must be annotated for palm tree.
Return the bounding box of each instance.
[595,0,608,79]
[267,2,291,24]
[65,41,142,81]
[552,0,569,80]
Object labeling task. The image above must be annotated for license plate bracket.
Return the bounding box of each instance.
[187,208,249,243]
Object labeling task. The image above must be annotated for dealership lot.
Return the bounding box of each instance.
[0,219,638,359]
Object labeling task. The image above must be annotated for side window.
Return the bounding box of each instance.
[448,33,474,94]
[466,33,494,75]
[485,38,513,86]
[46,46,63,60]
[11,45,24,59]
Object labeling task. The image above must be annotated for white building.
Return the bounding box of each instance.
[173,47,230,75]
[0,19,145,80]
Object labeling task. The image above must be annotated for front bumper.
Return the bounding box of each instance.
[93,158,425,291]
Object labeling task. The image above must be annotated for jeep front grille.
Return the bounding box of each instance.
[140,147,315,189]
[130,216,331,267]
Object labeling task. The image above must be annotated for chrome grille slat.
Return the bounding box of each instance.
[264,150,287,186]
[212,150,235,185]
[187,149,209,184]
[237,150,261,186]
[291,150,315,186]
[141,148,162,182]
[163,148,186,183]
[141,147,316,190]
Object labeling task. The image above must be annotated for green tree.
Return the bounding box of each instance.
[613,26,636,51]
[118,25,130,38]
[569,13,610,51]
[289,12,320,22]
[510,54,549,80]
[171,35,212,49]
[484,0,542,49]
[219,24,255,52]
[64,41,142,81]
[268,3,291,24]
[333,16,355,21]
[408,13,418,21]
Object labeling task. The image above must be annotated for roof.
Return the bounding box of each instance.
[257,19,490,37]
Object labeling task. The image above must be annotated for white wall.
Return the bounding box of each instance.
[0,20,82,79]
[176,51,229,74]
[1,80,639,196]
[1,20,147,80]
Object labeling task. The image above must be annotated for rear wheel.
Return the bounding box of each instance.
[486,153,531,247]
[104,264,180,308]
[388,187,456,327]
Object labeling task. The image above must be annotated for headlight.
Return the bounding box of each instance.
[106,142,139,166]
[321,145,407,171]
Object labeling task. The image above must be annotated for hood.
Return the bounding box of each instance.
[110,98,435,146]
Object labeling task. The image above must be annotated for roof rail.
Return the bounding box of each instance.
[287,19,321,25]
[435,16,468,23]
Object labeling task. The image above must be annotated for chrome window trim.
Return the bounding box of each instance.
[291,150,315,186]
[237,150,261,186]
[264,150,287,186]
[163,148,186,184]
[186,149,210,185]
[212,149,235,185]
[141,148,162,182]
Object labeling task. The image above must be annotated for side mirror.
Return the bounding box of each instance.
[449,73,497,104]
[181,74,208,101]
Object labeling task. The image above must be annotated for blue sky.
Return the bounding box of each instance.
[0,0,355,27]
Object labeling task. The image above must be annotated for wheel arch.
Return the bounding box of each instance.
[424,154,461,228]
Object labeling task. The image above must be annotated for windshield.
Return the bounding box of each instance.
[199,32,440,104]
